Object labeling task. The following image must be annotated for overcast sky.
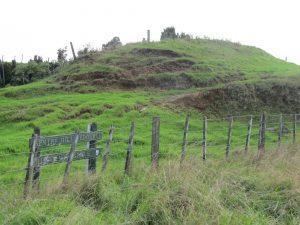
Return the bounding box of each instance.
[1,0,300,64]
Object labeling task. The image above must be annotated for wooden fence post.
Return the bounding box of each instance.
[202,116,207,161]
[125,122,135,175]
[258,112,266,158]
[245,115,253,153]
[86,123,97,175]
[32,127,41,192]
[63,131,79,187]
[70,42,77,60]
[151,117,160,170]
[102,126,114,172]
[293,114,296,144]
[225,116,233,159]
[278,113,283,147]
[23,128,40,199]
[180,115,190,165]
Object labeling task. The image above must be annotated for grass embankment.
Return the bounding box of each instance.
[1,147,300,224]
[52,39,300,91]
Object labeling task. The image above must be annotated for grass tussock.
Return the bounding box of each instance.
[2,147,300,225]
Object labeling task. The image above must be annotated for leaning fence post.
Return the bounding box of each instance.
[32,127,41,192]
[23,128,40,199]
[278,113,283,147]
[124,122,135,175]
[63,131,79,187]
[102,126,114,172]
[151,117,160,170]
[258,112,266,158]
[293,114,296,144]
[202,116,207,161]
[180,115,190,165]
[86,123,97,175]
[245,115,253,153]
[225,116,233,159]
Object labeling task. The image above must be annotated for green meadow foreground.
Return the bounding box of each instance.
[1,39,300,224]
[1,148,300,224]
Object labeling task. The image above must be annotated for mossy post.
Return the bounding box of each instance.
[245,115,253,153]
[24,128,40,199]
[225,116,233,159]
[63,131,79,187]
[278,113,283,147]
[202,116,207,161]
[258,112,266,158]
[293,114,296,144]
[102,126,114,172]
[125,122,135,175]
[151,117,160,170]
[86,123,97,175]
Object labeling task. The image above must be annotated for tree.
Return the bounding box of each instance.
[77,44,98,56]
[33,55,43,64]
[57,47,68,63]
[160,27,178,40]
[102,37,122,51]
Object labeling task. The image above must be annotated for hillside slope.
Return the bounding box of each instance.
[52,39,300,91]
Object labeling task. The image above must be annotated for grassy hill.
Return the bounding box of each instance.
[1,38,300,224]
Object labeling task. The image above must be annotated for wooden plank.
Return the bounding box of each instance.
[63,131,79,186]
[180,115,190,165]
[244,115,253,153]
[293,114,296,144]
[86,123,98,175]
[225,116,233,158]
[202,116,207,161]
[125,122,135,175]
[38,148,101,166]
[278,113,283,147]
[23,129,39,199]
[151,117,160,170]
[31,131,102,148]
[102,126,114,172]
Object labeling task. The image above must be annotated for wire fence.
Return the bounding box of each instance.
[0,113,299,196]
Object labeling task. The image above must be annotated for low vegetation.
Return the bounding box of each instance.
[1,147,300,224]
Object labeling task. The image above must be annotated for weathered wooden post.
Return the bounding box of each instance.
[63,131,79,186]
[102,126,114,172]
[278,113,283,147]
[151,117,160,170]
[202,116,207,161]
[245,115,253,153]
[293,114,296,144]
[147,30,150,42]
[70,42,77,60]
[225,116,233,159]
[180,115,190,165]
[125,122,135,175]
[258,112,266,158]
[32,128,41,192]
[86,123,97,175]
[24,128,40,199]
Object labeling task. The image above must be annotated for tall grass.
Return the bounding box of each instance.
[2,146,299,224]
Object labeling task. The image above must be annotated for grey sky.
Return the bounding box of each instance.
[1,0,300,64]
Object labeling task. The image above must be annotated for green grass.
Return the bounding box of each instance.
[1,38,300,224]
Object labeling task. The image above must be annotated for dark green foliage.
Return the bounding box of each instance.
[102,37,122,51]
[160,27,178,40]
[57,46,68,63]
